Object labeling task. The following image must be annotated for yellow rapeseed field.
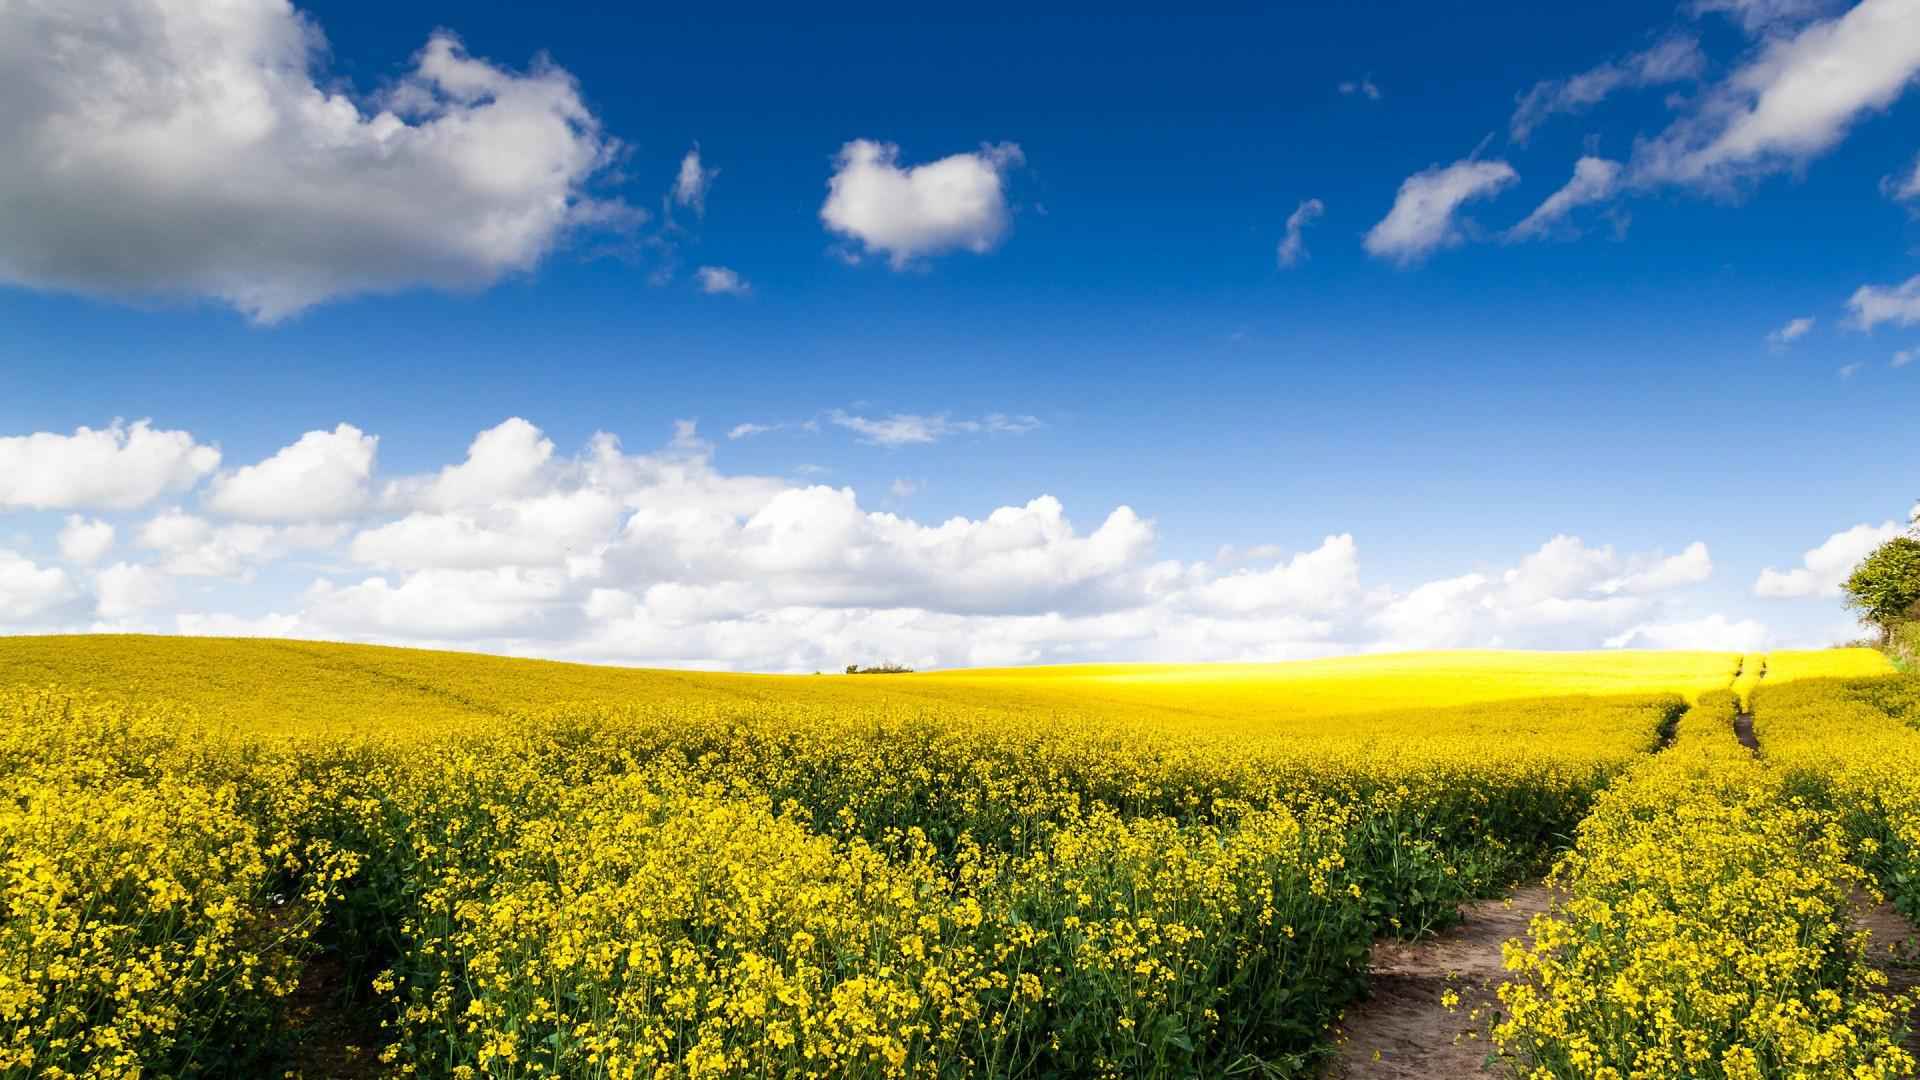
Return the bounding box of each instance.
[1,636,1913,1078]
[1497,689,1914,1079]
[0,635,1739,733]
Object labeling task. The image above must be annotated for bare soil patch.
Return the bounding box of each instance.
[1855,894,1920,1056]
[1326,884,1552,1078]
[1733,711,1758,752]
[278,951,385,1079]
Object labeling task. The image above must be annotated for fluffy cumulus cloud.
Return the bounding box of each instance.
[820,140,1024,267]
[57,516,115,565]
[206,424,377,521]
[1277,199,1325,267]
[94,562,175,619]
[1510,36,1705,142]
[1370,536,1716,650]
[1632,0,1920,188]
[1365,160,1519,265]
[1605,614,1771,650]
[0,551,71,624]
[383,418,556,512]
[1754,517,1913,597]
[0,0,630,322]
[1848,274,1920,330]
[1508,157,1624,240]
[0,415,1774,668]
[0,421,219,510]
[137,509,342,579]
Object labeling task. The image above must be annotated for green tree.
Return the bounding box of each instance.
[1843,534,1920,641]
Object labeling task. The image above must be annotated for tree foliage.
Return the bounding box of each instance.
[1843,535,1920,636]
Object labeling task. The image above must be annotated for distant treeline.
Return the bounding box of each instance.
[845,663,915,675]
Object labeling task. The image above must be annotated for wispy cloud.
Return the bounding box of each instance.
[696,266,751,295]
[1767,316,1815,348]
[1277,198,1325,267]
[1632,0,1920,189]
[1338,77,1382,101]
[829,410,1043,447]
[1885,153,1920,203]
[1508,157,1623,240]
[1510,36,1704,143]
[1365,159,1518,265]
[1848,274,1920,330]
[672,146,719,217]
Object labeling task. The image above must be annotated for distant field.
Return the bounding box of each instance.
[0,636,1909,1079]
[0,634,1749,731]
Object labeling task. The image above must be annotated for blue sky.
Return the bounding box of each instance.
[1,0,1917,668]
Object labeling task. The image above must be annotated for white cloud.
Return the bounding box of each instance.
[1605,613,1771,650]
[1508,157,1624,240]
[1894,348,1915,367]
[1339,78,1383,100]
[1634,0,1920,188]
[1186,535,1364,616]
[1848,274,1920,330]
[890,478,920,498]
[0,414,1750,670]
[1277,198,1325,267]
[820,140,1024,266]
[1767,315,1817,347]
[1364,160,1519,265]
[673,147,719,217]
[385,418,555,511]
[1510,37,1705,142]
[1693,0,1839,33]
[695,266,750,295]
[1886,152,1920,200]
[1838,361,1864,378]
[0,1,631,322]
[351,489,620,571]
[173,611,307,638]
[0,550,71,624]
[137,509,341,579]
[1370,535,1713,650]
[206,424,377,521]
[305,567,572,638]
[728,423,780,439]
[1597,541,1715,594]
[57,516,115,565]
[0,420,220,510]
[828,410,1042,447]
[1755,518,1910,597]
[94,562,175,619]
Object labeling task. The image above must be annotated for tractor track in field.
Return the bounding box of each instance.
[1855,896,1920,1057]
[1325,884,1551,1078]
[1328,677,1740,1078]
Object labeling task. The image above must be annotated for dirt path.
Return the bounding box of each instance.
[1733,710,1759,752]
[1855,895,1920,1056]
[1326,885,1551,1078]
[278,952,384,1079]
